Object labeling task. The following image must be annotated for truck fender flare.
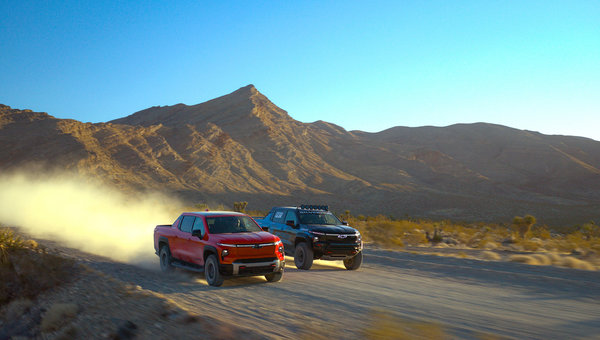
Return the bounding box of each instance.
[158,236,170,250]
[294,233,312,247]
[204,245,218,263]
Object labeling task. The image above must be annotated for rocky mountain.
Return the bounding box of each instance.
[1,86,599,225]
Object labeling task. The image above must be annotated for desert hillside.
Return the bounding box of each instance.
[1,86,599,225]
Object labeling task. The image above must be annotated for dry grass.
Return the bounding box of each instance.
[561,257,596,271]
[0,227,76,306]
[483,241,499,250]
[508,253,596,271]
[530,254,552,266]
[346,214,598,270]
[480,251,501,261]
[1,298,33,320]
[41,303,79,332]
[509,254,547,265]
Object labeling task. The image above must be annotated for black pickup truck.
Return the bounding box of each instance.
[254,205,362,270]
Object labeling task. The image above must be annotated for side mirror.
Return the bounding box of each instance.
[261,226,269,232]
[192,229,204,239]
[286,220,298,228]
[342,221,349,226]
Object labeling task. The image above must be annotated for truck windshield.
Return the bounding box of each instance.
[206,215,263,234]
[298,211,341,225]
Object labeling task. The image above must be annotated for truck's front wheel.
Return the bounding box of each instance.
[343,251,363,270]
[265,271,283,282]
[159,246,174,272]
[294,242,313,270]
[205,255,224,287]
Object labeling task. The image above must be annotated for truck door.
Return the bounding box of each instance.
[282,209,299,249]
[187,216,207,266]
[174,215,196,262]
[269,209,291,248]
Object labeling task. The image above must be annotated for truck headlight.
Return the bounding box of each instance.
[311,231,324,243]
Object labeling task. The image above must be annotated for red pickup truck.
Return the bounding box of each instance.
[154,211,285,286]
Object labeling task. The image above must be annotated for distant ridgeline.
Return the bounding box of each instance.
[1,86,600,225]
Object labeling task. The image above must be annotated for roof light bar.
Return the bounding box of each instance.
[299,204,329,211]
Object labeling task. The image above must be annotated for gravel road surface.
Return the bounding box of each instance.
[67,247,600,339]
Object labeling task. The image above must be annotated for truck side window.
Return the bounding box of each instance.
[180,215,195,233]
[285,210,298,226]
[272,209,286,223]
[172,216,182,229]
[192,217,206,237]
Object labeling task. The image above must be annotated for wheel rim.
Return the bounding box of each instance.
[160,252,167,269]
[207,261,215,282]
[297,248,304,265]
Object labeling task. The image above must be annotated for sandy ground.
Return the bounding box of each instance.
[53,245,600,340]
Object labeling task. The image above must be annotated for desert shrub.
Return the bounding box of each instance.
[194,203,209,211]
[364,221,404,247]
[580,222,599,239]
[561,257,596,271]
[1,298,33,321]
[482,241,499,250]
[508,255,539,265]
[0,228,76,306]
[546,253,563,265]
[41,303,79,332]
[480,251,501,261]
[0,228,27,264]
[530,254,552,266]
[558,231,600,253]
[403,229,428,246]
[518,239,541,251]
[530,226,552,240]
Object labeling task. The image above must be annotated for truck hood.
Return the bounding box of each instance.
[210,232,279,245]
[303,225,357,234]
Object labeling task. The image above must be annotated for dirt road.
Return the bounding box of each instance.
[68,247,600,339]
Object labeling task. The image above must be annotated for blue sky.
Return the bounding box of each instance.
[1,1,599,140]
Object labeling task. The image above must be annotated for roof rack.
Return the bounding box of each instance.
[298,205,329,211]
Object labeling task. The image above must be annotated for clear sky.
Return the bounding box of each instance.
[1,1,599,141]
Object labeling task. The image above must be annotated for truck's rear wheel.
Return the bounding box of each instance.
[294,242,313,270]
[159,246,174,272]
[205,254,224,287]
[265,271,283,282]
[343,251,363,270]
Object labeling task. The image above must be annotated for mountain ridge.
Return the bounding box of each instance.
[1,86,599,225]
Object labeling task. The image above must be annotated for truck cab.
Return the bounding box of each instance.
[257,205,362,270]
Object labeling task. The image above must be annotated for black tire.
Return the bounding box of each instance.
[265,271,283,282]
[159,246,174,272]
[294,242,313,270]
[343,251,363,270]
[205,254,224,287]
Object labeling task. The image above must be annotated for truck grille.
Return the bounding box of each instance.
[238,265,276,275]
[233,257,277,264]
[322,234,358,243]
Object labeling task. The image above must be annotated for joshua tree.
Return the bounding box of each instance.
[426,227,443,243]
[512,215,536,239]
[233,201,248,213]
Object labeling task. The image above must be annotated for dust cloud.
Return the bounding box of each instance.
[0,171,182,265]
